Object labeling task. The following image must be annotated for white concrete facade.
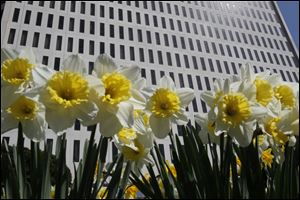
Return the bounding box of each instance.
[1,1,299,166]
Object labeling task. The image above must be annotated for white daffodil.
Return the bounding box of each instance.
[195,112,220,144]
[145,76,194,138]
[39,55,98,133]
[277,91,299,136]
[89,54,147,137]
[113,126,153,174]
[1,89,46,142]
[1,48,53,91]
[273,81,298,110]
[213,80,267,147]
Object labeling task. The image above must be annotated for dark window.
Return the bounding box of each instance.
[192,56,198,69]
[49,1,55,8]
[20,30,28,46]
[127,10,132,22]
[158,51,163,64]
[196,40,202,52]
[175,53,181,67]
[196,76,203,90]
[240,48,246,59]
[216,60,222,73]
[110,43,115,57]
[90,21,95,34]
[224,61,230,74]
[136,12,141,24]
[118,9,123,21]
[81,2,85,14]
[54,57,60,71]
[89,40,94,55]
[109,7,114,19]
[78,39,84,53]
[226,45,232,57]
[204,77,211,90]
[100,42,105,54]
[128,28,133,41]
[148,49,154,63]
[180,37,186,49]
[161,17,166,28]
[100,23,105,36]
[12,8,20,22]
[90,4,95,15]
[67,37,73,52]
[184,55,190,68]
[247,49,253,60]
[192,99,198,112]
[158,144,165,158]
[178,74,184,87]
[208,58,214,72]
[32,32,40,47]
[71,2,76,12]
[100,5,104,17]
[204,41,210,53]
[153,16,158,27]
[130,47,135,61]
[151,70,156,85]
[80,19,85,33]
[58,16,64,30]
[137,29,143,42]
[261,51,267,62]
[139,48,144,62]
[231,62,237,74]
[166,52,172,66]
[164,34,170,46]
[200,57,206,71]
[187,74,194,89]
[172,35,177,48]
[110,25,114,38]
[56,36,62,50]
[73,140,80,162]
[47,14,53,28]
[36,12,42,26]
[69,18,74,31]
[24,10,31,24]
[44,34,51,49]
[120,45,125,59]
[188,38,194,51]
[145,14,149,25]
[233,46,239,58]
[42,56,49,65]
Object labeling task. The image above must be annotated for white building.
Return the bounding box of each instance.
[1,1,299,167]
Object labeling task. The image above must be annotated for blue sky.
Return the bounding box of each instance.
[277,1,299,49]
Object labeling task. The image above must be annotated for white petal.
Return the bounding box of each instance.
[62,55,87,74]
[115,102,134,127]
[99,109,122,137]
[1,86,21,109]
[230,122,255,147]
[94,54,117,78]
[128,89,146,109]
[1,48,18,64]
[201,91,215,107]
[1,111,18,134]
[74,101,98,126]
[177,88,195,107]
[133,78,146,90]
[215,120,229,136]
[45,108,75,133]
[86,75,105,95]
[22,114,46,142]
[31,64,54,86]
[137,132,154,148]
[173,111,189,125]
[267,74,281,86]
[251,104,267,120]
[159,76,176,90]
[149,115,171,139]
[118,65,140,82]
[18,47,36,64]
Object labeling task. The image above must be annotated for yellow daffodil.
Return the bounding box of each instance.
[89,54,147,137]
[124,185,139,199]
[146,76,194,138]
[39,55,98,133]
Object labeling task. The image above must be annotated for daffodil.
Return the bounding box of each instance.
[1,48,53,91]
[124,185,139,199]
[146,76,194,138]
[194,112,220,144]
[39,55,98,133]
[1,90,46,141]
[260,148,274,168]
[89,54,147,137]
[96,187,107,199]
[212,80,267,147]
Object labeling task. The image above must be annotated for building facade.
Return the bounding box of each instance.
[1,1,299,168]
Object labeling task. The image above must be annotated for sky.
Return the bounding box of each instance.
[277,1,299,50]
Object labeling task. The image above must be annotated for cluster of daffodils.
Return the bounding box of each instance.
[1,48,194,171]
[196,64,299,165]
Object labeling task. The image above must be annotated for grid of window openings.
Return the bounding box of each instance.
[1,1,299,164]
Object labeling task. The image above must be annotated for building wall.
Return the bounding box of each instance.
[1,1,299,168]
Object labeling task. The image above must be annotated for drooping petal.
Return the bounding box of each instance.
[115,102,134,127]
[149,115,171,138]
[177,88,195,107]
[99,108,122,137]
[1,48,18,64]
[201,91,215,107]
[62,55,87,75]
[159,76,176,91]
[31,64,54,86]
[18,47,36,65]
[74,101,98,126]
[45,108,75,133]
[118,65,140,82]
[94,54,117,78]
[1,111,18,134]
[230,122,255,147]
[22,114,46,142]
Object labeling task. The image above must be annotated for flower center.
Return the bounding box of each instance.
[118,128,137,144]
[274,85,295,109]
[122,140,145,161]
[254,78,273,106]
[150,88,180,118]
[101,72,131,105]
[265,117,288,145]
[134,110,150,127]
[219,93,251,126]
[1,58,33,85]
[46,71,89,108]
[261,148,274,168]
[6,96,38,120]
